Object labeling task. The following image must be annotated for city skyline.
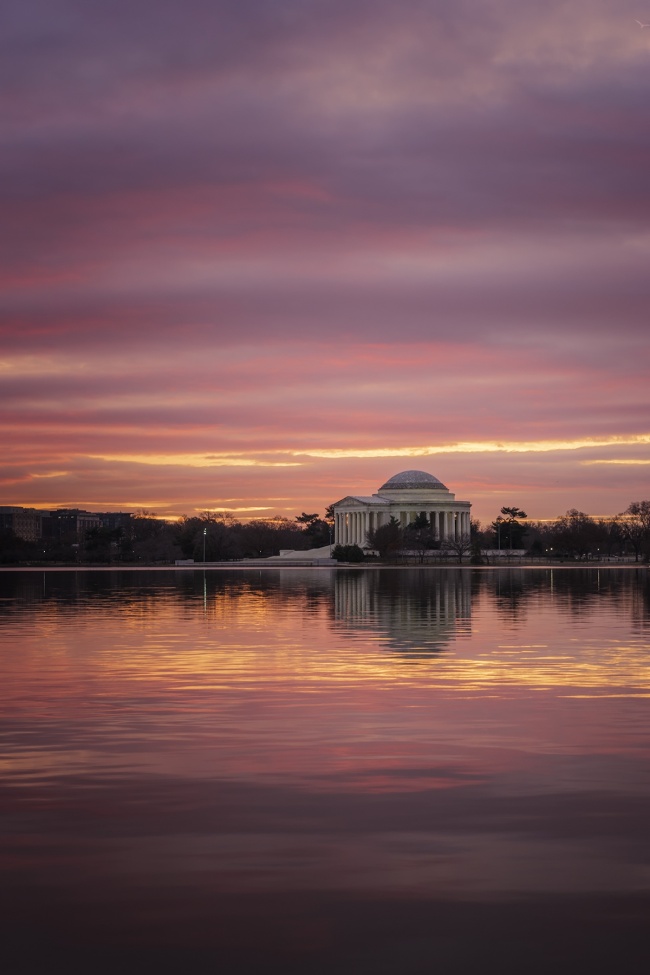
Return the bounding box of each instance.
[2,1,649,526]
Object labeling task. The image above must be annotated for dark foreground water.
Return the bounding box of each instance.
[1,566,649,974]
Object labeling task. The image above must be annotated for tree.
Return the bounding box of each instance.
[403,513,436,563]
[619,501,650,561]
[596,517,624,559]
[296,512,319,527]
[0,529,37,565]
[297,512,331,548]
[331,543,364,563]
[446,532,472,564]
[469,519,495,562]
[199,521,243,561]
[84,526,123,563]
[239,518,305,558]
[366,516,403,560]
[175,513,241,561]
[554,509,600,560]
[131,511,176,561]
[492,506,528,551]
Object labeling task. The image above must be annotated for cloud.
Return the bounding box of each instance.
[1,0,649,522]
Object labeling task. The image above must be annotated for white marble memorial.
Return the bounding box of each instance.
[332,470,472,549]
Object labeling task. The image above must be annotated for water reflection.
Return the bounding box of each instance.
[1,567,650,974]
[479,565,650,628]
[334,569,472,654]
[2,565,648,626]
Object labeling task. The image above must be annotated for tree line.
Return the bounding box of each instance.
[498,501,650,563]
[0,509,334,565]
[333,501,650,563]
[1,501,649,565]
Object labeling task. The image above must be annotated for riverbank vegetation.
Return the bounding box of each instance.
[1,502,649,565]
[0,509,333,565]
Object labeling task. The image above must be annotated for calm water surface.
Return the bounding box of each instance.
[1,567,649,973]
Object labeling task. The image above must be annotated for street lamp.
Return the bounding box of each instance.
[203,527,207,563]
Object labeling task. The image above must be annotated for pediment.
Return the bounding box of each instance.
[333,496,361,508]
[333,495,390,509]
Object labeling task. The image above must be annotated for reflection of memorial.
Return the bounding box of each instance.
[334,569,472,654]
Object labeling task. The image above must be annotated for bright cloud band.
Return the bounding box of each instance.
[296,435,650,460]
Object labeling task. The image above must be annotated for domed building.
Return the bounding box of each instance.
[332,470,471,549]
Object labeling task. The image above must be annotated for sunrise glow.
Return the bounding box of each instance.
[1,1,649,525]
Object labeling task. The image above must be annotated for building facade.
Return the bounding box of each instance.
[332,470,471,549]
[0,506,43,541]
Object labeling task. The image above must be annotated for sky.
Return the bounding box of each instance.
[2,0,649,525]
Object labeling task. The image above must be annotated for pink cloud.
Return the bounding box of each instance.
[1,1,649,524]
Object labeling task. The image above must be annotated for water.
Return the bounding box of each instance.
[1,566,649,973]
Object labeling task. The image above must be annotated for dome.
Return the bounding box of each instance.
[378,470,447,491]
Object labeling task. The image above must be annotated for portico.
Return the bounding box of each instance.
[332,470,472,548]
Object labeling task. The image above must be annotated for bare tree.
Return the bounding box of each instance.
[445,532,472,564]
[553,509,600,560]
[618,501,650,561]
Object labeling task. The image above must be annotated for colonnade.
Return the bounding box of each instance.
[335,508,472,548]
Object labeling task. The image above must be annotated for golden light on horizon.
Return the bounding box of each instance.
[87,453,303,468]
[79,434,650,470]
[582,459,650,466]
[296,434,650,459]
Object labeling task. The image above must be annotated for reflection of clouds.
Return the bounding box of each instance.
[334,569,471,655]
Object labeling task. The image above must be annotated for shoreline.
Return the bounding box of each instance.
[0,560,646,572]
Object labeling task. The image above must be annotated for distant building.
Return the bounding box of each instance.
[0,506,43,541]
[332,470,472,548]
[42,509,102,539]
[96,511,133,533]
[0,506,134,544]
